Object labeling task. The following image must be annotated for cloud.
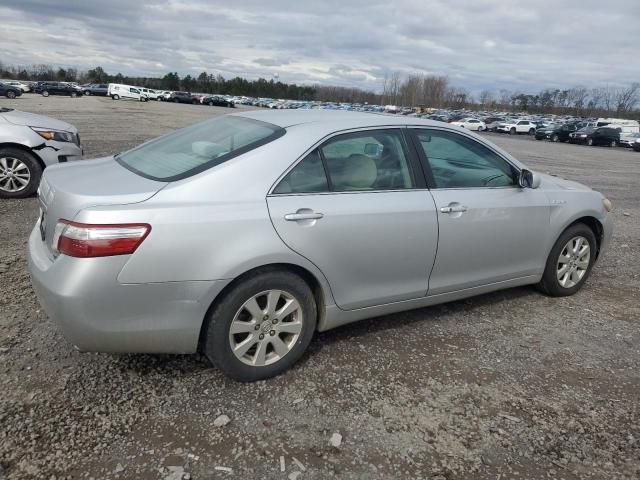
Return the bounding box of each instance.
[0,0,638,93]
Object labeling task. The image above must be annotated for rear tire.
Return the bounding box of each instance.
[586,138,593,146]
[529,128,536,135]
[42,91,49,97]
[0,148,43,199]
[203,269,317,381]
[610,140,617,148]
[7,90,16,99]
[537,223,596,297]
[112,94,120,100]
[551,134,559,142]
[70,91,77,98]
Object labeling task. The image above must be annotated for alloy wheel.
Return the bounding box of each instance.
[556,236,590,288]
[0,156,31,193]
[229,289,303,366]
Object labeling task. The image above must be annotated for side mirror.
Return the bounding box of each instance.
[519,169,541,189]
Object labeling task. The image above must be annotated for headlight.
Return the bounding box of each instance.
[602,197,613,212]
[30,127,75,143]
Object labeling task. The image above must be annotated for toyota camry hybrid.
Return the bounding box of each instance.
[27,110,613,381]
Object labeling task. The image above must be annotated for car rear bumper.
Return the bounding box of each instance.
[27,226,228,354]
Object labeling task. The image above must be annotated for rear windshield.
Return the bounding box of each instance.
[117,116,285,181]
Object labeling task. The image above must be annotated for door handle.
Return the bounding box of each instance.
[440,205,468,214]
[284,212,324,221]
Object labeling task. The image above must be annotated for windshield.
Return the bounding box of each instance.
[117,116,285,181]
[577,127,596,133]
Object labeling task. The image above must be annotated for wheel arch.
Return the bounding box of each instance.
[564,216,604,259]
[0,142,46,171]
[197,262,326,353]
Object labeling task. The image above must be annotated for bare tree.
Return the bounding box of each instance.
[614,83,640,113]
[478,90,494,108]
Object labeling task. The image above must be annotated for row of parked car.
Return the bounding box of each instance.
[429,112,640,150]
[81,83,235,107]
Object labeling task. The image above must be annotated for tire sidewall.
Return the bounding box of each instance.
[0,148,43,199]
[204,270,317,381]
[540,224,597,296]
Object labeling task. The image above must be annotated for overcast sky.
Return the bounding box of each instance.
[1,0,638,93]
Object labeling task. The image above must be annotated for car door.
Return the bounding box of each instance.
[409,128,550,296]
[267,128,439,311]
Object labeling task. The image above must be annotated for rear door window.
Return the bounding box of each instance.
[117,116,285,181]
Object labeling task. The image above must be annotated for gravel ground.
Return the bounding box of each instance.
[0,95,639,480]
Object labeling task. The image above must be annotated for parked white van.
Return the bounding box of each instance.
[595,118,639,134]
[107,84,149,102]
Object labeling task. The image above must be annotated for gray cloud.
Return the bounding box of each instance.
[0,0,638,93]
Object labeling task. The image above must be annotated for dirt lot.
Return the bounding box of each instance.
[0,95,639,480]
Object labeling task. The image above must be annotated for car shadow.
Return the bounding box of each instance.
[110,285,538,379]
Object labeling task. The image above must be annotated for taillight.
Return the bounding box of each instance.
[53,220,151,258]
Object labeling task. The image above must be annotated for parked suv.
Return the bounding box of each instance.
[0,108,82,198]
[0,81,22,99]
[497,120,537,135]
[168,91,198,104]
[581,127,621,147]
[83,84,108,96]
[535,123,578,142]
[36,82,83,97]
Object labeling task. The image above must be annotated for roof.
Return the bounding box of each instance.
[234,108,439,130]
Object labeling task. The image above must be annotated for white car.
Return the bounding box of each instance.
[497,120,537,135]
[620,132,640,148]
[140,88,159,100]
[5,80,30,92]
[450,118,486,131]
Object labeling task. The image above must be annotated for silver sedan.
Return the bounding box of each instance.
[27,110,613,381]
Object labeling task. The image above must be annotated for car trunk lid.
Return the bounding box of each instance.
[38,156,167,256]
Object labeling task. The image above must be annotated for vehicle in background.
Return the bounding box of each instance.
[107,84,149,102]
[0,107,82,198]
[483,117,505,132]
[450,118,486,131]
[497,120,537,135]
[535,123,579,142]
[575,127,621,147]
[26,110,613,381]
[0,81,23,99]
[140,88,159,100]
[35,82,83,97]
[202,95,235,107]
[4,80,31,92]
[156,91,172,101]
[568,126,597,144]
[168,91,198,104]
[619,132,640,148]
[595,118,640,135]
[83,84,108,96]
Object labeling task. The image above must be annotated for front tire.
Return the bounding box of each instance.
[112,94,120,100]
[510,127,516,135]
[551,134,559,142]
[42,91,49,97]
[7,90,16,99]
[0,148,43,199]
[610,140,617,148]
[586,138,593,146]
[203,269,317,381]
[537,224,596,297]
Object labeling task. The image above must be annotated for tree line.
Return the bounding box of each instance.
[381,72,639,117]
[1,61,638,117]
